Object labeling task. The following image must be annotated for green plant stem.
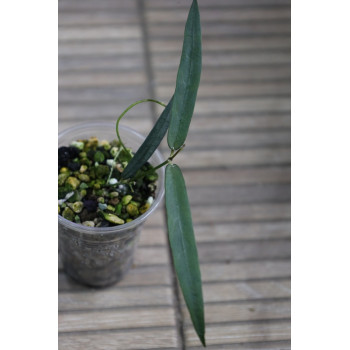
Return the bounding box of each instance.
[116,99,167,153]
[169,144,186,161]
[131,144,186,182]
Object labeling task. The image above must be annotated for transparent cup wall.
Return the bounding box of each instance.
[58,123,165,287]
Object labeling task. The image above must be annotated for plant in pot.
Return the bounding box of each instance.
[58,0,205,346]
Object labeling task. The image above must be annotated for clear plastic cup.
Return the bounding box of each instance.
[58,122,165,287]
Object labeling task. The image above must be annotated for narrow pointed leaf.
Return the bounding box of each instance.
[168,0,201,150]
[165,164,205,346]
[122,97,173,179]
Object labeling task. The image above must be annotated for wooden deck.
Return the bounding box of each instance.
[58,0,291,349]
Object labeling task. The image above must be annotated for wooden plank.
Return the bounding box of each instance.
[137,221,291,247]
[145,203,290,226]
[58,55,145,72]
[154,66,290,84]
[118,266,171,287]
[182,301,290,325]
[138,226,167,247]
[188,115,291,132]
[186,184,291,206]
[201,261,290,282]
[154,51,290,71]
[59,40,143,56]
[58,71,147,88]
[58,12,139,27]
[59,257,290,291]
[150,37,290,53]
[146,8,291,24]
[58,306,176,332]
[58,104,153,120]
[201,280,291,303]
[182,167,291,186]
[157,81,290,100]
[116,113,291,135]
[60,8,291,26]
[153,51,290,70]
[197,240,290,263]
[59,285,173,311]
[59,26,141,41]
[141,207,165,227]
[184,130,290,149]
[58,328,178,350]
[190,203,290,223]
[175,148,290,168]
[60,83,290,103]
[145,0,291,9]
[59,0,137,12]
[58,119,154,135]
[148,22,290,38]
[193,221,291,244]
[59,40,290,57]
[58,95,149,109]
[155,98,291,115]
[188,341,291,350]
[134,246,169,266]
[190,97,290,115]
[58,86,149,103]
[134,202,290,227]
[185,321,291,347]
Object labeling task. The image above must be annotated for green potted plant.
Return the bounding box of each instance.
[58,0,205,346]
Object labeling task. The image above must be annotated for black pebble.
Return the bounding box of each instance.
[58,146,71,166]
[68,146,80,158]
[58,146,80,167]
[67,161,80,171]
[83,199,98,213]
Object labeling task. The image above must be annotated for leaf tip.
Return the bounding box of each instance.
[197,330,206,347]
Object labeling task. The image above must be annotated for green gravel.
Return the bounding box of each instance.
[58,137,158,227]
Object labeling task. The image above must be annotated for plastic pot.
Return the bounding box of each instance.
[58,122,165,287]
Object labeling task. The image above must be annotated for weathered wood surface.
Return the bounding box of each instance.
[58,0,290,348]
[59,329,179,350]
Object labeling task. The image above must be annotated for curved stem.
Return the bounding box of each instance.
[169,144,186,162]
[131,144,186,182]
[116,99,167,152]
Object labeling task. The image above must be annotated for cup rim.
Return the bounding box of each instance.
[58,122,165,235]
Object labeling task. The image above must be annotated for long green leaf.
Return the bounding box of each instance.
[167,0,201,150]
[122,97,173,179]
[165,164,205,346]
